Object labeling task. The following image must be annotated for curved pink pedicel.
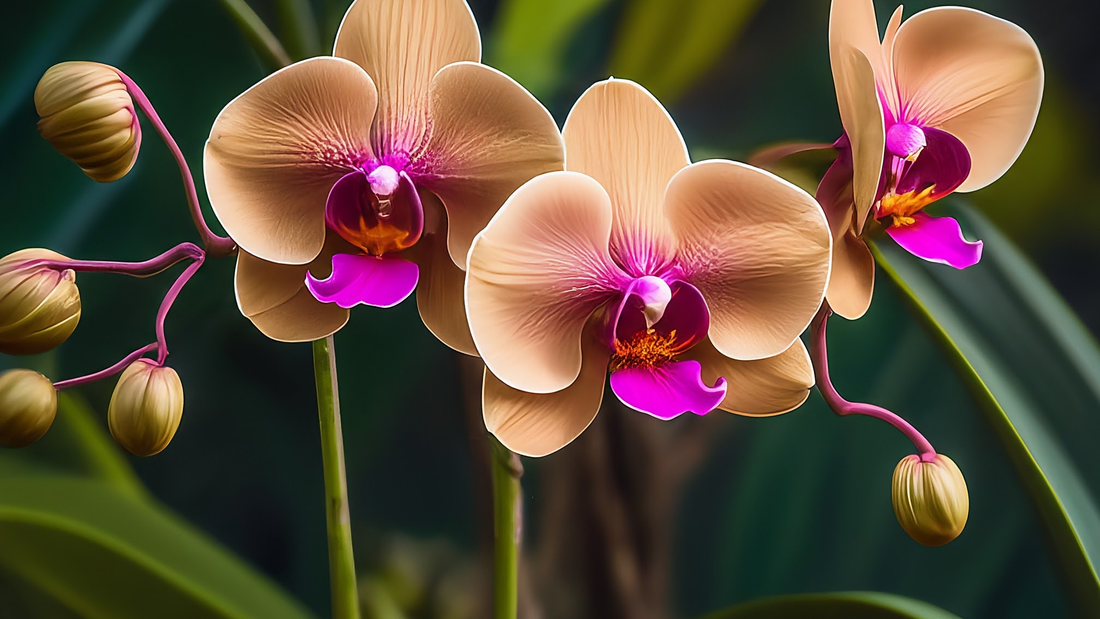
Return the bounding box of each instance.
[305,253,419,308]
[886,212,983,269]
[324,168,425,256]
[609,360,727,420]
[612,279,710,352]
[893,126,971,198]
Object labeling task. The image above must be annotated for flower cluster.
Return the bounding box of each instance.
[1,0,1043,547]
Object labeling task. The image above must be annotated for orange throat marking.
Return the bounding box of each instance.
[610,329,678,371]
[878,185,937,228]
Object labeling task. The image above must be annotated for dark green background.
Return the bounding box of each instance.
[1,0,1096,617]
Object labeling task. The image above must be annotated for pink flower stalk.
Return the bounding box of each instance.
[465,79,833,457]
[823,0,1043,319]
[204,0,563,351]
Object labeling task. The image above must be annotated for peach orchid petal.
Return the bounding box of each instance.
[466,171,626,394]
[235,245,350,342]
[562,79,689,276]
[333,0,480,155]
[665,160,831,360]
[406,191,477,355]
[829,1,885,224]
[419,62,564,267]
[483,325,609,457]
[205,57,377,265]
[892,7,1043,192]
[826,228,875,320]
[685,337,814,416]
[880,5,904,116]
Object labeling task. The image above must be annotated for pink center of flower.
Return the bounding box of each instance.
[607,277,709,369]
[875,121,971,228]
[324,163,425,256]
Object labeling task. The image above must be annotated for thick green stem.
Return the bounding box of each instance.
[490,436,523,619]
[216,0,292,70]
[312,337,360,619]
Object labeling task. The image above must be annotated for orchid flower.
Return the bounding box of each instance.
[464,79,832,457]
[204,0,563,351]
[823,0,1043,319]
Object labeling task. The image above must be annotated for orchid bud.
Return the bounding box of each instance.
[35,61,141,183]
[0,369,58,447]
[892,453,969,546]
[108,359,183,456]
[0,249,81,355]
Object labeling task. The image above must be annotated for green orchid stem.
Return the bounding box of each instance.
[312,336,361,619]
[216,0,292,70]
[490,435,523,619]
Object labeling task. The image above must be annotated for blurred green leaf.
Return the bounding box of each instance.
[0,476,316,619]
[874,203,1100,615]
[488,0,611,98]
[606,0,764,102]
[276,0,322,60]
[700,592,962,619]
[216,0,292,70]
[0,391,145,495]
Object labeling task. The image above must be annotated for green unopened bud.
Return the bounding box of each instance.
[35,61,140,183]
[0,249,81,355]
[892,453,969,546]
[0,369,58,447]
[108,360,183,456]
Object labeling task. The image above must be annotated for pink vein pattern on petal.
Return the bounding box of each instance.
[204,57,378,265]
[465,171,627,394]
[419,62,564,267]
[609,360,726,420]
[562,79,688,276]
[892,7,1043,192]
[333,0,480,155]
[665,160,831,360]
[886,212,983,269]
[306,253,419,308]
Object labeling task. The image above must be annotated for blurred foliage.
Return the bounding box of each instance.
[875,205,1100,615]
[701,592,964,619]
[1,0,1098,618]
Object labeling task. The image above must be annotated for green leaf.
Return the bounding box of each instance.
[606,0,764,102]
[700,591,963,619]
[873,203,1100,615]
[275,0,322,60]
[0,476,316,619]
[487,0,611,99]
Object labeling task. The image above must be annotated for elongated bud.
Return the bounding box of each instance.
[892,453,969,546]
[108,360,183,456]
[35,61,141,183]
[0,249,81,355]
[0,369,58,447]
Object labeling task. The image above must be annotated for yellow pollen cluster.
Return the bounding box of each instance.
[879,185,937,227]
[610,329,678,371]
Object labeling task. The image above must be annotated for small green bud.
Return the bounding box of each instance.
[35,61,140,183]
[0,249,81,355]
[0,369,58,447]
[108,360,183,456]
[892,453,969,546]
